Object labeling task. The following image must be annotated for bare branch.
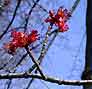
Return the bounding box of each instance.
[25,46,45,79]
[0,72,92,86]
[5,43,42,89]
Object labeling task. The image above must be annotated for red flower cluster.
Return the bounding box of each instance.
[45,7,71,32]
[4,30,39,54]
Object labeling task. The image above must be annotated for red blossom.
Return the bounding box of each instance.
[4,42,17,54]
[49,10,55,17]
[45,10,58,24]
[56,20,69,32]
[45,7,71,32]
[11,30,28,47]
[56,7,65,19]
[58,22,69,32]
[4,30,39,54]
[28,30,39,44]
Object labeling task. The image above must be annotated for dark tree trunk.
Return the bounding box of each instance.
[81,0,92,89]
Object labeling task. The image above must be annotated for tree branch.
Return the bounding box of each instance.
[6,43,41,89]
[25,46,45,79]
[0,72,92,86]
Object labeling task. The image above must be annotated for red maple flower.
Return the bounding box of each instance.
[45,10,56,24]
[11,30,28,47]
[28,30,39,44]
[58,23,69,32]
[4,42,17,54]
[45,7,71,32]
[4,30,39,54]
[56,7,65,19]
[56,20,69,32]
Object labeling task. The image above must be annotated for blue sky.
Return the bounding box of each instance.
[0,0,87,89]
[36,0,87,89]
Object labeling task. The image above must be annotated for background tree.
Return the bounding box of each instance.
[81,0,92,89]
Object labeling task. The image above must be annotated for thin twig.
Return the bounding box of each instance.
[0,0,22,39]
[71,0,80,13]
[25,46,45,79]
[24,0,40,31]
[25,78,34,89]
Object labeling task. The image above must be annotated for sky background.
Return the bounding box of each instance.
[37,0,86,89]
[0,0,87,89]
